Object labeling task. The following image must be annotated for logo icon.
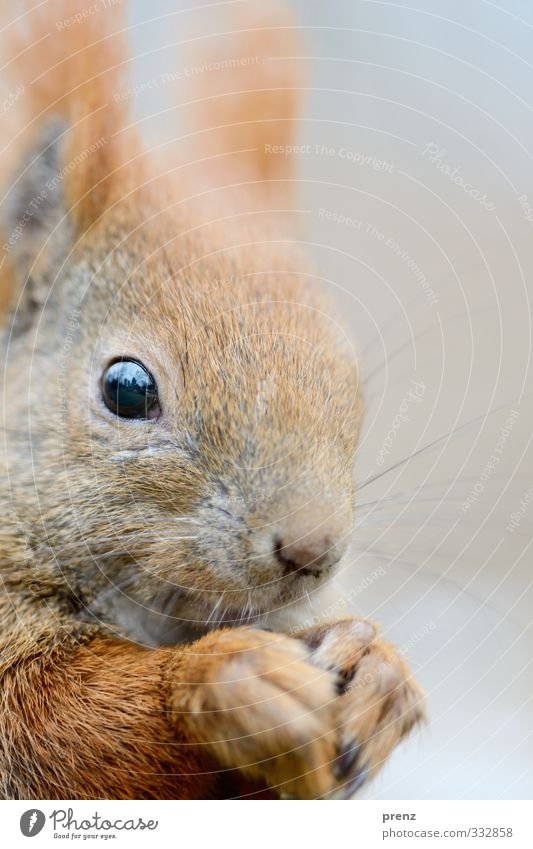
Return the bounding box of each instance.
[20,810,46,837]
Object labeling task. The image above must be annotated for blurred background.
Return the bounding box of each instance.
[125,0,532,799]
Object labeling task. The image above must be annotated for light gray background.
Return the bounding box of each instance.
[127,0,533,799]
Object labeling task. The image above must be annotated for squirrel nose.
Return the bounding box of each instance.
[273,532,347,576]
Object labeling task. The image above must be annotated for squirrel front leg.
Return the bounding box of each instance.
[1,622,347,800]
[0,520,337,799]
[0,630,221,799]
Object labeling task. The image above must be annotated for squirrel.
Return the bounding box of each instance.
[0,0,425,799]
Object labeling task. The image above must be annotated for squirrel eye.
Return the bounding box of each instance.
[102,359,160,420]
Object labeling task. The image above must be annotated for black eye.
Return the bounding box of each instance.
[102,359,160,420]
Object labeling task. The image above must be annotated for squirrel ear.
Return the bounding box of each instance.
[182,1,305,200]
[1,113,136,333]
[0,0,134,326]
[1,119,72,331]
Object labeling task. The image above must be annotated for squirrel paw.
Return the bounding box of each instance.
[299,617,426,798]
[171,622,424,799]
[171,628,338,798]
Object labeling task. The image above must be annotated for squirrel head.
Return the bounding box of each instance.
[1,1,362,636]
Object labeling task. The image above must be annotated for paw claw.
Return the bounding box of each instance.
[333,739,360,780]
[335,666,356,695]
[345,765,369,797]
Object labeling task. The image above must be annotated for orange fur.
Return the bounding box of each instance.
[180,1,306,188]
[0,0,131,225]
[0,0,424,799]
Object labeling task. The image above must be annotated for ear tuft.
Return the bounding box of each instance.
[4,119,67,258]
[182,0,306,189]
[1,119,72,332]
[0,1,135,240]
[0,1,144,321]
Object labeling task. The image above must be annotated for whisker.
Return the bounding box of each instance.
[205,594,224,626]
[363,303,496,387]
[359,290,431,359]
[356,472,532,512]
[362,548,525,630]
[46,530,199,553]
[357,396,527,493]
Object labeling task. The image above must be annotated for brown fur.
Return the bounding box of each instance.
[0,0,424,799]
